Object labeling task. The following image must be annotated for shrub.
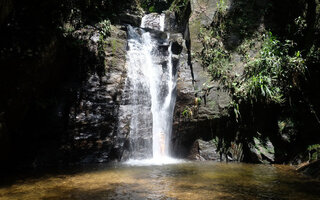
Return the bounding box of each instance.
[99,19,111,39]
[235,32,306,105]
[200,25,306,120]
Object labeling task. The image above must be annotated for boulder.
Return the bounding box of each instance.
[247,137,275,164]
[189,139,220,160]
[298,160,320,179]
[119,10,143,27]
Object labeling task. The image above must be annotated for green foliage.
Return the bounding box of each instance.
[99,19,111,39]
[307,44,320,64]
[169,0,190,25]
[170,0,189,11]
[278,118,296,137]
[148,6,156,12]
[307,144,320,161]
[200,16,307,121]
[235,32,306,104]
[308,144,320,151]
[97,19,111,57]
[231,101,240,121]
[182,106,193,119]
[61,23,75,34]
[140,0,153,12]
[216,0,227,12]
[200,28,231,81]
[294,16,307,36]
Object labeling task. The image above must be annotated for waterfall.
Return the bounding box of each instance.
[122,13,178,164]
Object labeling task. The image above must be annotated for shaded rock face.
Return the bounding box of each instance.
[169,31,195,157]
[63,25,128,163]
[171,0,234,159]
[187,0,232,116]
[0,32,77,168]
[0,0,147,169]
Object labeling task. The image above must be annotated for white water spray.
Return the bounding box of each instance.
[123,13,179,165]
[160,13,165,31]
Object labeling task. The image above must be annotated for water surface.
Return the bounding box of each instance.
[1,162,320,200]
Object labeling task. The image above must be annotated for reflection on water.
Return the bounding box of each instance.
[1,162,320,200]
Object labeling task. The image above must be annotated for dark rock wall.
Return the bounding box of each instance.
[62,25,128,163]
[0,0,136,169]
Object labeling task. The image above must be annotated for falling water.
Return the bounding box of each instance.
[123,13,178,164]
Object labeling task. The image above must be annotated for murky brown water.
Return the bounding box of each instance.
[0,162,319,200]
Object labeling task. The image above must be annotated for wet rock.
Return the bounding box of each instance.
[171,0,235,159]
[141,13,165,30]
[298,160,320,179]
[148,29,168,41]
[164,11,179,32]
[247,137,275,164]
[188,0,226,54]
[189,139,220,160]
[119,12,143,27]
[66,25,128,162]
[170,33,184,55]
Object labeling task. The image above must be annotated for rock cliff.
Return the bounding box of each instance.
[172,0,236,160]
[0,0,319,169]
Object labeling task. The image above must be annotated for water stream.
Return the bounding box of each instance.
[1,162,320,200]
[122,13,177,164]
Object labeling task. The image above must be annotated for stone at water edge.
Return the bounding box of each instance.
[188,139,220,160]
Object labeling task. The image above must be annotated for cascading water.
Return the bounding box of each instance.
[122,13,178,164]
